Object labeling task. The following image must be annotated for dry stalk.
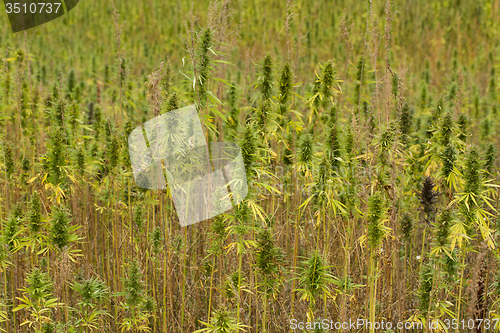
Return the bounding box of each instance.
[146,62,166,117]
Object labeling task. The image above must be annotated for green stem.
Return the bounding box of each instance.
[208,254,216,316]
[181,227,187,329]
[455,249,466,333]
[369,249,377,333]
[237,234,243,323]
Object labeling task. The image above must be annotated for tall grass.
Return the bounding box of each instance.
[0,0,500,332]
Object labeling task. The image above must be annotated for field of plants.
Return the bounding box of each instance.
[0,0,500,332]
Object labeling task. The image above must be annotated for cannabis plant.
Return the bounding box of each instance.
[294,251,335,321]
[13,268,63,333]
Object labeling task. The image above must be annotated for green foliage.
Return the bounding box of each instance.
[418,261,434,316]
[400,213,414,242]
[278,62,293,106]
[49,206,75,250]
[444,249,459,280]
[325,112,341,170]
[115,261,154,332]
[133,206,144,233]
[3,144,14,178]
[13,267,62,332]
[167,92,179,112]
[197,28,213,108]
[457,113,468,142]
[148,227,163,255]
[321,60,335,107]
[399,103,413,143]
[76,147,85,176]
[67,69,76,93]
[439,112,453,146]
[434,209,452,247]
[46,125,67,185]
[1,0,500,331]
[463,148,481,197]
[254,227,284,296]
[3,213,21,251]
[208,215,228,255]
[240,123,257,178]
[72,277,110,307]
[121,260,145,308]
[392,72,399,97]
[226,85,239,135]
[485,143,496,172]
[294,250,335,320]
[283,132,293,166]
[298,133,314,165]
[440,144,456,180]
[367,192,388,249]
[194,308,248,333]
[29,192,43,233]
[23,268,53,300]
[261,54,273,101]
